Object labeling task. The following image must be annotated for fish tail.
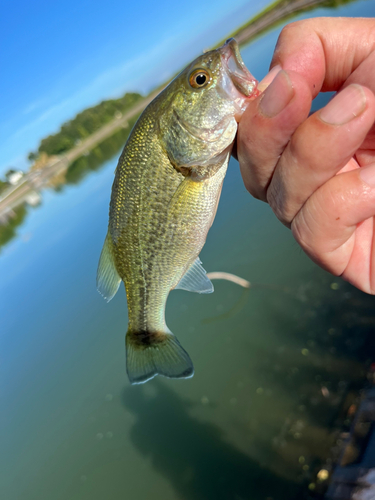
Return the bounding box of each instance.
[125,330,194,385]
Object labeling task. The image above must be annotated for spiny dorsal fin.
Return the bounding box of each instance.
[175,257,214,294]
[97,233,121,302]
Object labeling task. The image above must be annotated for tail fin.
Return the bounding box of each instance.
[126,330,194,385]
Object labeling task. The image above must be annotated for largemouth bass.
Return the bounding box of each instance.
[97,39,258,384]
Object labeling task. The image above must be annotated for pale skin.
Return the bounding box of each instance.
[237,17,375,294]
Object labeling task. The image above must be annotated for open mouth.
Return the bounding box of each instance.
[220,38,259,98]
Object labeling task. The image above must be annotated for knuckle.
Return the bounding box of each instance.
[277,20,310,42]
[266,158,302,226]
[291,212,313,253]
[266,180,291,226]
[274,19,320,60]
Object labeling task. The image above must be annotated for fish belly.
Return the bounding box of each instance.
[109,136,228,333]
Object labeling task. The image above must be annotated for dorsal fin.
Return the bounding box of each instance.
[97,233,121,302]
[175,258,214,294]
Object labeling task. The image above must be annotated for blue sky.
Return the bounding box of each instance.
[1,0,265,176]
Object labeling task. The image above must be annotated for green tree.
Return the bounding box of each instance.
[0,204,28,251]
[37,92,142,157]
[28,151,38,162]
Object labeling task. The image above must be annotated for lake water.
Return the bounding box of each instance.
[2,2,375,499]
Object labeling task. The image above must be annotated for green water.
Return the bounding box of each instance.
[2,2,375,499]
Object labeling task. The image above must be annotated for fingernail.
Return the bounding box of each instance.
[258,64,282,92]
[360,163,375,187]
[320,84,366,125]
[259,70,294,118]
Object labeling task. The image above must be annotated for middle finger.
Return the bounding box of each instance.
[266,84,375,226]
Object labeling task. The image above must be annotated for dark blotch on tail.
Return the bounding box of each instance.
[126,330,194,385]
[130,330,165,347]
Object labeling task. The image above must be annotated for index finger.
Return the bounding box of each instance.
[271,17,375,95]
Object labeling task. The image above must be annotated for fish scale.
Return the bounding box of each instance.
[97,38,258,384]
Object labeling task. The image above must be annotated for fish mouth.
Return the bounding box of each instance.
[220,38,258,98]
[219,38,259,120]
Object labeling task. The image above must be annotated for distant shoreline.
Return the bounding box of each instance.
[0,90,159,218]
[217,0,332,47]
[236,0,321,43]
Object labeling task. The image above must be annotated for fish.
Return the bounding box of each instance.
[97,38,258,384]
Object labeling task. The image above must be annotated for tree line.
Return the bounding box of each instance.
[28,92,142,160]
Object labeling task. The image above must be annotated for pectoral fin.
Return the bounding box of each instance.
[175,257,214,294]
[97,233,121,302]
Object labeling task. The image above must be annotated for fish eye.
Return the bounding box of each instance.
[188,69,211,89]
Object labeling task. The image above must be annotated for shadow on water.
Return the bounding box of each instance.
[249,277,375,438]
[122,381,300,500]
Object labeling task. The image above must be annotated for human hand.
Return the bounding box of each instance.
[237,17,375,293]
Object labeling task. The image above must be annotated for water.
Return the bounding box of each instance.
[2,2,375,499]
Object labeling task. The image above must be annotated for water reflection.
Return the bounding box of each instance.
[0,204,28,250]
[0,116,138,253]
[122,381,299,500]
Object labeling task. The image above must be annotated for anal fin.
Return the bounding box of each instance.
[175,257,213,294]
